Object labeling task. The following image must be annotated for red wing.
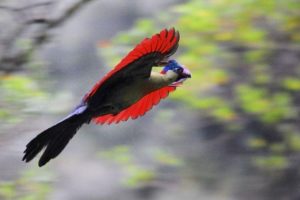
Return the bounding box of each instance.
[84,28,180,101]
[93,86,176,125]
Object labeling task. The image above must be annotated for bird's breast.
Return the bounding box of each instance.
[88,73,171,116]
[93,78,153,115]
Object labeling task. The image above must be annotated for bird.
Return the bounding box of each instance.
[22,28,191,167]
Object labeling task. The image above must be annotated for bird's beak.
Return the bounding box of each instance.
[183,73,191,78]
[182,68,191,78]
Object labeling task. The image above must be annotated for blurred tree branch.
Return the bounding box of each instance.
[0,2,53,12]
[0,0,94,73]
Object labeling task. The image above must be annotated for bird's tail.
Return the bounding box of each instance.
[23,112,88,167]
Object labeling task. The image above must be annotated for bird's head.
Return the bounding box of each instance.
[161,60,191,84]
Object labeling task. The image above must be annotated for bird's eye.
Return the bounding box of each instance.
[176,68,183,73]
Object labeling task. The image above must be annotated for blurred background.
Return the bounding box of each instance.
[0,0,300,199]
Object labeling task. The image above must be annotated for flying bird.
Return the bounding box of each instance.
[23,28,191,166]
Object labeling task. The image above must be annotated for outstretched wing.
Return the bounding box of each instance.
[93,85,176,125]
[84,28,180,102]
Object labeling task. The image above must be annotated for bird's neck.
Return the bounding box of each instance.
[148,71,178,89]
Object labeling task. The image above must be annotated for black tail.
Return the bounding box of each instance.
[23,113,88,167]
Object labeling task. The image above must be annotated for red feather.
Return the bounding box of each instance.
[93,86,176,125]
[83,28,179,101]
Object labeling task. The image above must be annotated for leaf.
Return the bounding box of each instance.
[153,149,183,166]
[282,78,300,91]
[123,166,155,187]
[254,155,288,170]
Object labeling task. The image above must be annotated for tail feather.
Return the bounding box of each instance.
[23,113,87,167]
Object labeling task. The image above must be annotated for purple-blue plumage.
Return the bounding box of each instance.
[162,60,191,86]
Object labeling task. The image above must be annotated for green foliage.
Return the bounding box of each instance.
[98,145,154,187]
[100,0,300,177]
[248,138,267,149]
[123,166,155,187]
[98,146,183,188]
[1,75,44,101]
[0,182,15,199]
[236,85,294,123]
[287,133,300,151]
[282,77,300,91]
[253,155,288,170]
[0,167,53,200]
[153,149,183,166]
[0,74,47,127]
[99,145,133,165]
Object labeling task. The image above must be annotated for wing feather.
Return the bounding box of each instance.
[84,28,180,101]
[93,86,177,125]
